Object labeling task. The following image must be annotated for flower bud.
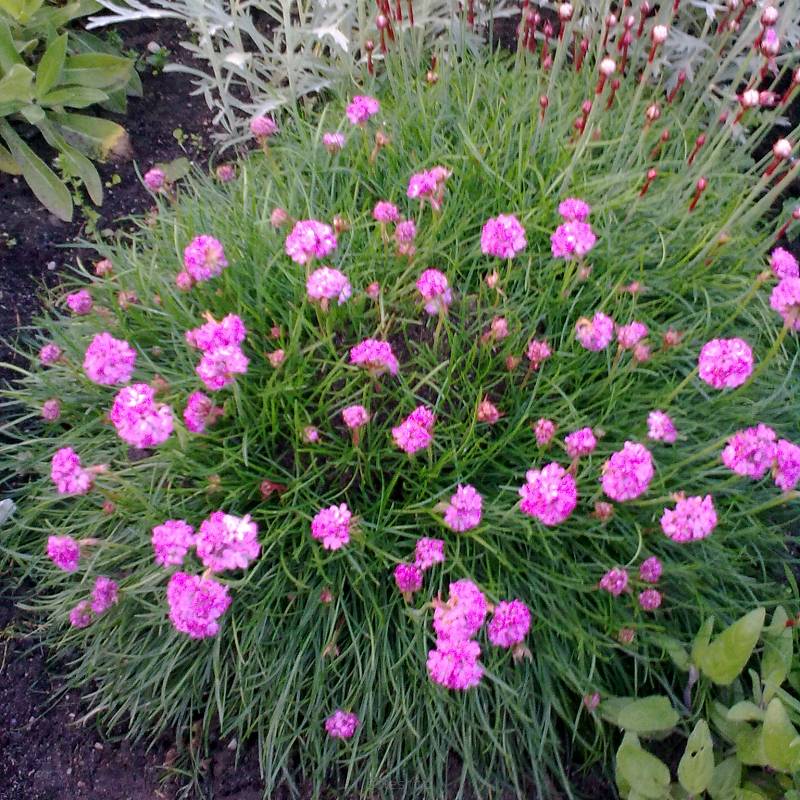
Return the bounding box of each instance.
[741,89,760,108]
[558,3,573,21]
[270,207,289,228]
[651,25,668,44]
[599,58,616,77]
[773,138,792,159]
[761,6,778,25]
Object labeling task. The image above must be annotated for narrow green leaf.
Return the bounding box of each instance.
[39,86,109,109]
[37,117,102,205]
[0,141,21,174]
[35,32,67,97]
[0,21,23,72]
[50,111,131,161]
[677,720,714,795]
[697,608,765,686]
[617,696,679,735]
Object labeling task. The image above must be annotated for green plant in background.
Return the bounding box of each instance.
[605,605,800,800]
[0,0,140,221]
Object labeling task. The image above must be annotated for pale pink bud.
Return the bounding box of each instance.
[773,139,792,159]
[741,89,760,108]
[583,692,600,712]
[215,164,236,182]
[645,103,661,122]
[558,3,573,21]
[270,208,289,228]
[94,258,113,276]
[268,349,285,368]
[366,282,381,299]
[175,271,193,291]
[303,426,319,443]
[761,6,778,25]
[486,270,500,289]
[599,58,616,76]
[42,399,61,421]
[651,25,668,44]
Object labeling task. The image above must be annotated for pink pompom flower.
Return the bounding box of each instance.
[322,132,345,153]
[551,221,597,259]
[638,589,662,611]
[373,201,400,223]
[311,503,352,550]
[775,439,800,491]
[166,572,232,638]
[250,115,278,140]
[721,424,777,478]
[69,601,93,629]
[47,535,81,572]
[575,312,615,351]
[415,537,445,570]
[698,337,753,389]
[526,339,552,370]
[487,599,531,648]
[183,235,228,283]
[433,579,488,642]
[770,247,799,279]
[394,563,423,597]
[533,418,557,446]
[557,197,591,222]
[83,332,136,385]
[306,267,352,308]
[186,314,246,352]
[416,268,452,315]
[476,397,502,424]
[143,167,166,192]
[196,346,249,390]
[342,404,369,431]
[109,384,174,448]
[519,463,578,525]
[152,519,196,567]
[346,95,379,125]
[39,343,63,366]
[51,447,94,495]
[325,710,360,739]
[91,576,119,614]
[284,220,337,265]
[195,511,260,572]
[480,214,527,259]
[647,410,677,443]
[661,494,717,542]
[443,484,482,532]
[391,405,435,455]
[66,289,92,315]
[564,427,597,458]
[599,567,629,596]
[407,167,451,211]
[394,219,417,256]
[183,391,224,433]
[427,638,484,690]
[639,556,663,583]
[349,338,399,377]
[42,399,61,422]
[770,277,800,330]
[616,322,648,350]
[601,442,654,501]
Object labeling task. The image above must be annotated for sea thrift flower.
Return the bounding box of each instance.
[639,556,663,583]
[564,427,597,458]
[324,710,359,739]
[306,267,352,307]
[392,405,434,455]
[557,198,591,222]
[366,282,380,300]
[176,271,193,291]
[152,519,196,567]
[394,219,417,256]
[215,164,235,182]
[117,290,138,309]
[551,221,597,259]
[575,312,614,351]
[183,391,223,433]
[616,322,648,350]
[166,572,232,639]
[311,504,352,550]
[480,214,527,259]
[270,207,289,228]
[487,599,531,648]
[415,537,445,570]
[51,447,93,495]
[66,289,92,315]
[91,577,119,614]
[94,258,113,276]
[698,338,754,389]
[249,115,278,139]
[284,220,337,265]
[721,424,777,478]
[770,277,800,329]
[638,589,662,611]
[373,201,400,223]
[618,628,636,644]
[416,268,452,315]
[488,317,509,342]
[534,418,557,446]
[83,332,136,385]
[109,383,174,448]
[519,463,578,525]
[186,314,246,352]
[427,638,483,690]
[526,339,551,369]
[584,692,601,712]
[342,404,369,430]
[394,563,423,595]
[322,132,345,153]
[433,579,488,641]
[661,495,717,542]
[69,601,93,629]
[195,511,260,572]
[407,167,450,210]
[47,535,80,572]
[476,397,502,424]
[39,343,62,365]
[42,399,61,421]
[303,426,320,443]
[599,567,628,596]
[601,442,654,501]
[346,95,379,125]
[647,411,677,443]
[349,338,399,377]
[594,501,614,521]
[775,440,800,491]
[443,484,483,532]
[143,167,166,192]
[183,235,228,283]
[770,247,799,279]
[197,346,249,390]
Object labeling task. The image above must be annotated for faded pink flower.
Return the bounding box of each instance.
[599,567,628,596]
[39,343,63,365]
[584,692,601,712]
[519,463,578,525]
[183,235,228,283]
[215,164,236,182]
[534,418,557,446]
[83,332,136,385]
[250,115,278,139]
[311,503,352,550]
[47,535,80,572]
[392,405,434,454]
[601,442,654,501]
[639,556,663,583]
[594,501,614,521]
[306,267,352,306]
[322,132,345,153]
[285,220,337,265]
[526,339,552,369]
[91,576,119,615]
[477,397,502,424]
[373,201,400,223]
[195,511,260,572]
[176,271,193,291]
[143,167,166,192]
[346,95,379,125]
[69,601,93,628]
[721,424,777,478]
[575,312,615,351]
[433,579,488,642]
[698,337,753,389]
[770,247,799,279]
[616,321,648,350]
[166,572,231,638]
[304,425,320,443]
[487,599,531,648]
[42,399,61,422]
[427,638,483,690]
[638,589,662,611]
[770,277,800,329]
[775,439,800,491]
[551,221,596,259]
[66,289,92,315]
[349,338,399,377]
[647,410,677,443]
[480,214,527,259]
[407,167,450,210]
[109,383,173,448]
[183,391,223,433]
[196,346,249,390]
[557,197,591,222]
[152,519,196,567]
[443,484,482,532]
[564,427,596,458]
[270,208,289,228]
[394,219,417,256]
[342,404,369,430]
[416,268,452,315]
[394,563,423,594]
[415,537,445,570]
[661,495,717,542]
[325,710,359,739]
[51,447,93,495]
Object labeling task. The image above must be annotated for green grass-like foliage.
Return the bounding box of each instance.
[2,49,800,798]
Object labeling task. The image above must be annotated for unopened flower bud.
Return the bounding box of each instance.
[94,258,113,276]
[42,399,61,421]
[268,349,285,368]
[270,207,289,228]
[366,282,380,299]
[741,89,760,108]
[215,164,235,182]
[376,13,388,29]
[599,58,616,77]
[651,24,668,44]
[333,215,349,234]
[558,3,573,21]
[176,271,193,291]
[645,103,661,122]
[773,138,792,159]
[761,6,778,25]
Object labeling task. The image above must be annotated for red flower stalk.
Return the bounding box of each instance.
[395,0,403,21]
[640,168,657,197]
[575,37,588,71]
[666,70,686,104]
[765,139,792,177]
[649,128,669,159]
[539,94,549,122]
[687,133,706,165]
[466,0,474,26]
[606,78,620,109]
[365,40,374,74]
[775,207,800,241]
[636,3,650,38]
[602,13,616,49]
[596,58,615,94]
[782,68,800,106]
[688,177,707,212]
[407,0,414,25]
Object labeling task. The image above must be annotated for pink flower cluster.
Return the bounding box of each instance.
[639,556,663,583]
[196,511,260,572]
[647,410,677,443]
[394,563,423,595]
[285,219,337,265]
[349,338,399,377]
[166,572,231,639]
[487,599,532,648]
[373,201,400,223]
[345,95,379,125]
[600,561,665,611]
[698,337,753,389]
[250,115,278,139]
[69,576,119,628]
[110,383,174,448]
[526,339,551,370]
[83,332,137,385]
[721,424,800,491]
[66,290,92,315]
[307,267,352,307]
[186,314,249,391]
[616,321,648,350]
[394,536,446,598]
[564,427,596,458]
[322,132,345,153]
[39,342,63,365]
[47,535,81,572]
[342,404,369,430]
[407,166,451,211]
[152,519,196,567]
[443,484,482,532]
[534,418,557,445]
[51,447,94,495]
[311,503,352,550]
[519,462,578,525]
[557,198,591,222]
[394,219,417,257]
[325,709,359,739]
[416,268,452,315]
[183,391,224,433]
[770,277,800,329]
[576,312,614,351]
[770,247,799,279]
[551,200,597,260]
[392,405,434,454]
[182,235,228,285]
[661,494,717,542]
[599,567,628,596]
[601,442,654,501]
[480,214,527,259]
[414,537,445,570]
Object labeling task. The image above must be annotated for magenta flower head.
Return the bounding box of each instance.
[698,337,753,389]
[51,447,93,495]
[215,163,236,182]
[770,277,800,330]
[322,132,345,153]
[564,427,597,458]
[392,405,435,455]
[443,484,482,532]
[647,410,677,443]
[534,418,557,446]
[183,235,228,283]
[249,115,278,140]
[433,579,488,642]
[342,404,369,430]
[519,463,578,525]
[42,398,61,422]
[195,511,260,572]
[407,167,451,211]
[639,556,663,583]
[427,638,484,691]
[284,219,337,265]
[346,95,379,125]
[69,601,93,629]
[152,519,196,567]
[557,197,591,222]
[721,424,777,478]
[186,314,246,352]
[91,576,119,615]
[306,267,352,307]
[373,201,400,223]
[487,599,531,648]
[109,383,174,448]
[599,567,628,596]
[575,312,615,351]
[47,535,80,572]
[480,214,527,259]
[770,247,799,279]
[638,589,662,611]
[394,219,417,256]
[311,503,352,550]
[176,271,193,291]
[526,339,552,370]
[166,572,232,638]
[551,221,597,259]
[183,391,223,433]
[416,268,452,315]
[83,332,137,385]
[349,338,399,377]
[661,494,717,542]
[601,442,654,501]
[39,342,63,366]
[143,167,166,192]
[415,537,445,570]
[394,563,423,595]
[616,321,648,350]
[775,439,800,491]
[325,710,360,739]
[66,289,93,315]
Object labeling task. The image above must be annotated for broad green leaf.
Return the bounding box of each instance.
[617,734,671,799]
[711,701,748,743]
[0,0,25,23]
[0,63,34,103]
[762,697,800,773]
[727,701,765,722]
[37,117,102,204]
[677,720,714,795]
[100,87,128,114]
[66,30,143,98]
[61,53,133,90]
[600,696,635,727]
[18,102,44,123]
[708,757,742,800]
[697,608,765,686]
[655,636,690,671]
[692,616,715,666]
[0,118,72,220]
[735,725,767,767]
[50,111,131,160]
[617,696,679,734]
[0,20,23,72]
[0,141,21,174]
[762,608,793,702]
[39,86,108,109]
[35,33,67,97]
[737,790,768,800]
